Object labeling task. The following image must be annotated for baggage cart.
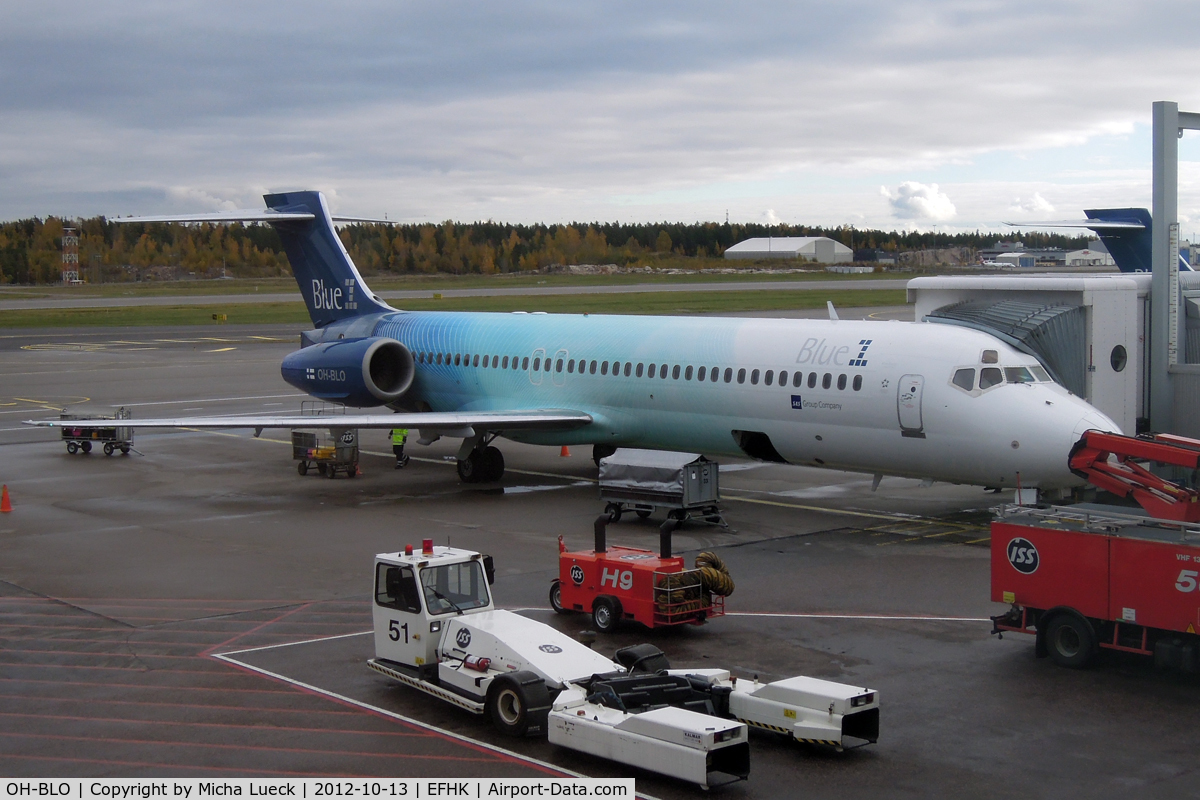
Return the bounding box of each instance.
[598,449,726,526]
[59,407,133,456]
[293,428,359,478]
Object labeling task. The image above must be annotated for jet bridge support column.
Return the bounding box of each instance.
[1150,101,1200,433]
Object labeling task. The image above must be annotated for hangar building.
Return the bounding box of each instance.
[724,237,853,264]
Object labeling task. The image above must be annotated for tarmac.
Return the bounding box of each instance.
[2,318,1199,798]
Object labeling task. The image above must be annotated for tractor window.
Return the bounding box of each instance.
[376,564,422,613]
[420,561,490,616]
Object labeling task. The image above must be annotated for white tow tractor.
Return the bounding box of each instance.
[368,541,879,788]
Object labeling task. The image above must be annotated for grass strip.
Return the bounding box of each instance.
[0,288,908,328]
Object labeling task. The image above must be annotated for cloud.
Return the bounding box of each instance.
[0,1,1199,227]
[1008,192,1056,215]
[763,209,782,225]
[881,182,957,222]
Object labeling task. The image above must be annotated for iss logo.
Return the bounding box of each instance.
[1006,537,1039,574]
[538,644,563,654]
[340,431,356,445]
[455,628,472,649]
[570,564,585,585]
[791,395,803,410]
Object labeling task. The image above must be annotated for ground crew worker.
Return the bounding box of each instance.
[391,428,409,468]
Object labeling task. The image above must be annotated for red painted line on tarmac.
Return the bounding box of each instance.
[0,662,274,676]
[8,648,209,660]
[0,730,504,763]
[0,700,430,735]
[0,752,363,778]
[201,602,313,657]
[217,657,565,776]
[0,678,320,697]
[0,714,436,738]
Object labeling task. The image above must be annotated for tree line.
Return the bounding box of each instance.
[0,215,1090,284]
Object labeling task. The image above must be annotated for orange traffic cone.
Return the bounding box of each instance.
[1,485,11,513]
[560,445,571,457]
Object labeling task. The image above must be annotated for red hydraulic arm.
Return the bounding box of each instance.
[1068,430,1200,522]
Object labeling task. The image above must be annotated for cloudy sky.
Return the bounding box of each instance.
[3,1,1200,232]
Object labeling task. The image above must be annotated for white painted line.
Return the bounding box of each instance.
[211,650,591,782]
[216,629,372,657]
[118,393,305,407]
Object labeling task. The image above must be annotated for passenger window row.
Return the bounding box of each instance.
[415,351,864,391]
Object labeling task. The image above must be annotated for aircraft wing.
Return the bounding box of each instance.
[111,210,393,225]
[25,409,593,439]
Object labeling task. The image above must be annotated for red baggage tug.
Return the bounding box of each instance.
[551,513,727,632]
[991,506,1200,668]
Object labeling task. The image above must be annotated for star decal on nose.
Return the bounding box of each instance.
[881,379,890,389]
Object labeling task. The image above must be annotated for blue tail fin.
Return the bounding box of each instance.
[263,191,393,327]
[1084,207,1191,272]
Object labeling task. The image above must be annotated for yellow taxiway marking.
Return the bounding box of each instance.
[207,347,237,352]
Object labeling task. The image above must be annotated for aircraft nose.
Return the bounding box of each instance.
[1072,409,1121,439]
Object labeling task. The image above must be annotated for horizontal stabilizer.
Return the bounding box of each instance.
[1003,219,1145,230]
[111,210,395,225]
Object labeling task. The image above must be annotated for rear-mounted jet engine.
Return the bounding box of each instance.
[281,336,414,407]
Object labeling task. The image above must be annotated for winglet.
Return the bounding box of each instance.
[827,301,839,321]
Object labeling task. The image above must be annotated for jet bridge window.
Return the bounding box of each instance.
[376,564,422,614]
[420,560,490,617]
[979,367,1003,390]
[952,369,975,392]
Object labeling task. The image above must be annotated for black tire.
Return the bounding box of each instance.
[317,463,327,476]
[297,461,308,476]
[488,676,531,736]
[667,508,686,521]
[604,503,623,522]
[326,466,337,479]
[592,596,623,633]
[1045,613,1097,669]
[66,442,78,454]
[346,463,357,479]
[549,579,567,614]
[457,452,480,483]
[120,445,130,455]
[635,508,652,519]
[80,441,92,453]
[481,446,505,482]
[104,443,114,456]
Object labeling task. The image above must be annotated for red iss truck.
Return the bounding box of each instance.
[990,430,1200,670]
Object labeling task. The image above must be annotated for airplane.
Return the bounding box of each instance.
[1004,207,1192,272]
[27,190,1119,493]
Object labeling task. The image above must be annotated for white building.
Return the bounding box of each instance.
[1065,248,1116,267]
[724,237,853,264]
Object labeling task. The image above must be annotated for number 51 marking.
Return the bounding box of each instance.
[1176,570,1198,592]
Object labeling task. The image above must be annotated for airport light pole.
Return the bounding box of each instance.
[1150,101,1200,433]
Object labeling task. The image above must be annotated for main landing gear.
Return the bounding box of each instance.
[458,444,505,483]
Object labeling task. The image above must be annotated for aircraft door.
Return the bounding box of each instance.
[551,349,569,387]
[897,374,925,437]
[529,348,545,385]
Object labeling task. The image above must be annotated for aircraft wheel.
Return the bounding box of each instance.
[66,442,78,454]
[1045,613,1097,669]
[592,596,623,633]
[549,580,567,614]
[481,446,505,482]
[457,452,481,483]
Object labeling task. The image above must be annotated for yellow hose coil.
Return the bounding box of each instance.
[695,551,734,596]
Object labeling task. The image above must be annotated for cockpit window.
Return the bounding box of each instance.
[982,350,999,364]
[1004,367,1036,384]
[952,368,975,392]
[979,367,1003,390]
[1030,365,1052,382]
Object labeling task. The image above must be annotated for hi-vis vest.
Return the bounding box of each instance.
[392,429,408,444]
